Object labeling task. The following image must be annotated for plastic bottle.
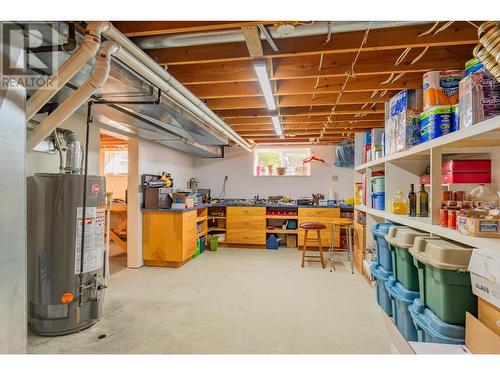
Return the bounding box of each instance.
[468,184,499,208]
[392,191,408,215]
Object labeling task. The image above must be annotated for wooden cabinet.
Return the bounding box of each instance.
[297,207,340,248]
[226,206,266,245]
[353,222,366,274]
[143,210,201,267]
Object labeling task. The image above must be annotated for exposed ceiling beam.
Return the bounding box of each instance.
[241,25,264,57]
[205,91,398,110]
[186,73,423,99]
[166,45,473,84]
[113,21,275,37]
[215,105,385,118]
[146,22,477,65]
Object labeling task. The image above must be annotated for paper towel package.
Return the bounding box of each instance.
[459,71,500,128]
[385,89,422,155]
[423,70,462,110]
[420,106,452,143]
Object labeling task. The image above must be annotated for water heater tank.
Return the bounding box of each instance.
[28,173,106,336]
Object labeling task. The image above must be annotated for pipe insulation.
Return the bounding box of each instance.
[27,41,119,151]
[101,23,252,152]
[25,22,110,121]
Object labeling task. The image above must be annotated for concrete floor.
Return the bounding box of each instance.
[28,247,390,354]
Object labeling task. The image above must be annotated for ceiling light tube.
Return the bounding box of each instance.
[253,62,276,110]
[271,116,283,136]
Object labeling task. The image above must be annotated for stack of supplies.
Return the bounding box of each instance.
[385,89,422,155]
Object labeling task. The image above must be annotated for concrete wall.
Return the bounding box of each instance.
[0,64,27,351]
[194,145,355,200]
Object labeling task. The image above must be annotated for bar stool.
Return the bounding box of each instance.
[328,218,354,273]
[299,222,326,268]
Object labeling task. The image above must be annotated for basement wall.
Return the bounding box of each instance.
[194,145,355,200]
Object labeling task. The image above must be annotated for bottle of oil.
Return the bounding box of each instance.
[408,184,417,217]
[418,184,429,217]
[391,191,408,215]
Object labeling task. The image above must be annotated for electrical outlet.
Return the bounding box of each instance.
[331,175,338,181]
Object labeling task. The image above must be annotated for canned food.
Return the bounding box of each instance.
[453,191,466,201]
[448,209,457,229]
[442,191,453,201]
[440,208,448,227]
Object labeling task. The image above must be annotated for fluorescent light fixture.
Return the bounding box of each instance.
[271,116,283,136]
[253,62,276,110]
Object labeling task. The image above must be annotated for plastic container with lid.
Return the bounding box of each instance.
[371,192,385,210]
[468,184,499,207]
[385,276,420,341]
[371,263,393,316]
[371,176,385,193]
[385,227,428,291]
[371,222,397,271]
[409,237,477,324]
[408,299,465,345]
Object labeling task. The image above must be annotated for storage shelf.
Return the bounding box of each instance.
[196,232,207,238]
[355,204,500,249]
[207,227,226,232]
[355,116,500,172]
[208,216,226,219]
[196,216,208,222]
[266,215,298,219]
[266,229,298,234]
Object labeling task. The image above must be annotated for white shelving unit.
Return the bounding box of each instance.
[355,115,500,251]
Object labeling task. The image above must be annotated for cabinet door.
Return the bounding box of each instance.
[298,216,340,248]
[226,229,266,245]
[298,207,340,218]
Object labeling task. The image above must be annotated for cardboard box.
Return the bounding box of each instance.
[171,192,195,209]
[465,312,500,354]
[457,215,500,238]
[478,298,500,336]
[468,248,500,308]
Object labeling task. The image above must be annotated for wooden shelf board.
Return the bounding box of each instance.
[355,116,500,172]
[208,227,226,232]
[266,215,298,219]
[355,204,500,249]
[196,232,207,238]
[208,216,226,219]
[196,216,208,222]
[266,229,298,234]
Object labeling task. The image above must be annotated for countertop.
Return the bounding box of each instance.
[142,202,354,213]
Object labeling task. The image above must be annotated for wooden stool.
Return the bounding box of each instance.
[328,217,354,273]
[300,222,326,268]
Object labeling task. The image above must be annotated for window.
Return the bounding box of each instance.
[104,150,128,175]
[253,148,311,176]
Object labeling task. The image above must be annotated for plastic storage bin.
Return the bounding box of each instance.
[371,222,396,271]
[385,276,420,341]
[371,192,385,210]
[408,299,465,345]
[385,226,428,291]
[208,235,219,252]
[409,237,477,325]
[371,176,385,192]
[371,263,393,316]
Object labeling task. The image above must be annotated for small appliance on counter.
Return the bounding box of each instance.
[144,187,173,209]
[188,177,199,191]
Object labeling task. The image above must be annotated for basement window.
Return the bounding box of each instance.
[104,150,128,176]
[253,148,311,176]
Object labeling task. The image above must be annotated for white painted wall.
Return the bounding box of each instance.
[194,145,355,200]
[138,139,196,189]
[27,113,100,176]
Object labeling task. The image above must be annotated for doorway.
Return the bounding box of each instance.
[99,130,129,274]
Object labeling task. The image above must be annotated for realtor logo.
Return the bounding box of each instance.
[1,22,60,89]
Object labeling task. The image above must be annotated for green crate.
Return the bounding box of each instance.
[409,237,477,325]
[385,227,428,291]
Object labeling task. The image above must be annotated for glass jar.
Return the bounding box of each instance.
[392,191,408,215]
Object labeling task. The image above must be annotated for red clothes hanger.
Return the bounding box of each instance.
[303,153,325,164]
